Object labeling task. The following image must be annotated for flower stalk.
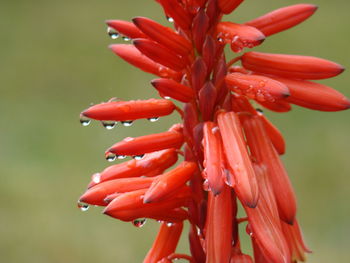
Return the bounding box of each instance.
[78,1,349,262]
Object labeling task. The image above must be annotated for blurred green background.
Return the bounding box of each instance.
[0,0,349,262]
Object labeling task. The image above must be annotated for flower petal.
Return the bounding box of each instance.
[109,44,179,78]
[82,99,175,121]
[245,4,318,36]
[151,78,195,103]
[144,162,197,203]
[226,72,290,102]
[107,129,184,156]
[217,111,259,207]
[106,20,147,39]
[143,222,183,263]
[133,17,192,56]
[202,122,226,195]
[242,115,297,224]
[242,51,345,80]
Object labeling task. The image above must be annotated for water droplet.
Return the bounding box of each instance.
[256,108,263,113]
[117,155,127,160]
[164,96,171,100]
[147,117,159,122]
[106,152,117,162]
[121,121,133,127]
[77,201,89,212]
[217,37,224,43]
[166,16,174,23]
[122,36,131,41]
[133,154,144,160]
[80,115,91,126]
[92,173,101,184]
[107,27,119,39]
[203,179,210,191]
[166,222,174,227]
[101,121,116,130]
[132,218,146,227]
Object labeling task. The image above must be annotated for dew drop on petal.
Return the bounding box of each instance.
[107,27,119,39]
[77,201,90,212]
[203,179,210,191]
[166,16,174,23]
[133,154,145,160]
[101,121,116,130]
[132,218,147,228]
[164,96,171,100]
[117,155,127,160]
[147,117,159,122]
[80,115,91,126]
[106,152,117,162]
[122,36,131,41]
[92,173,101,184]
[121,121,133,127]
[166,222,174,227]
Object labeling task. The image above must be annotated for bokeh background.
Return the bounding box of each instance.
[1,0,349,262]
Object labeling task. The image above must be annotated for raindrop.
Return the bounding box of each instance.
[106,152,117,162]
[107,27,119,39]
[166,16,174,23]
[166,222,174,227]
[117,155,127,160]
[164,96,171,100]
[101,121,116,130]
[92,173,101,184]
[121,120,133,127]
[77,201,89,212]
[80,115,91,126]
[256,108,263,113]
[203,179,210,191]
[132,218,147,228]
[122,36,131,41]
[147,117,159,122]
[133,154,145,160]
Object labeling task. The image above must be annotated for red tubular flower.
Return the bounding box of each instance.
[78,1,349,262]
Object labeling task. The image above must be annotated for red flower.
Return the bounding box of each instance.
[78,1,349,262]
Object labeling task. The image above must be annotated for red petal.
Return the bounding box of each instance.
[242,115,296,224]
[82,99,175,121]
[151,78,195,103]
[226,73,290,102]
[202,122,225,195]
[143,222,183,263]
[230,253,254,263]
[218,0,244,14]
[281,220,311,261]
[80,177,154,206]
[245,4,318,37]
[88,149,178,187]
[158,0,193,30]
[191,57,208,92]
[199,82,217,121]
[133,39,187,72]
[103,188,190,221]
[257,100,292,113]
[192,10,209,53]
[217,22,265,52]
[109,44,179,78]
[205,185,233,263]
[272,76,350,111]
[106,20,147,39]
[217,112,259,207]
[259,113,286,155]
[133,17,191,56]
[242,51,345,80]
[144,162,197,203]
[107,130,184,156]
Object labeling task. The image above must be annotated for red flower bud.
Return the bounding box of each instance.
[242,51,345,80]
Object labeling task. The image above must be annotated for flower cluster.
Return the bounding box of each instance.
[78,1,349,262]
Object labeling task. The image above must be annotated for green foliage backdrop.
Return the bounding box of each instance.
[0,0,349,262]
